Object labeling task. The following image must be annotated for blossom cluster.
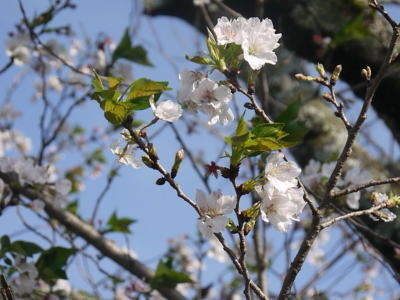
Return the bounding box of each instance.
[178,69,234,125]
[213,17,281,70]
[0,157,71,208]
[255,152,305,232]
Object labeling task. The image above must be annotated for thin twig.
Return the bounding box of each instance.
[0,58,14,75]
[331,177,400,197]
[321,202,390,229]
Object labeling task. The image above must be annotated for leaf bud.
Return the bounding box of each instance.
[244,102,255,110]
[155,177,166,185]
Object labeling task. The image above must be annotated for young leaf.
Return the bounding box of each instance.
[102,100,132,125]
[112,28,152,66]
[126,78,171,110]
[150,258,194,289]
[276,101,302,123]
[36,247,77,282]
[185,54,214,65]
[8,241,43,257]
[105,211,136,234]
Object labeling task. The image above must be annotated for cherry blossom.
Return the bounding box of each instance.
[213,17,281,70]
[256,182,305,232]
[110,142,142,169]
[262,152,301,192]
[189,78,234,125]
[150,99,182,122]
[196,189,236,238]
[5,33,31,65]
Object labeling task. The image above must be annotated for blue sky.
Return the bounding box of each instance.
[1,1,399,298]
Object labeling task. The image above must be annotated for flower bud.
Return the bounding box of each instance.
[171,149,185,178]
[330,65,342,85]
[316,63,327,79]
[147,143,158,160]
[142,155,156,169]
[294,73,315,81]
[321,93,333,102]
[361,66,372,81]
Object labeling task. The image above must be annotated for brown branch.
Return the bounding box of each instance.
[324,8,400,197]
[277,216,321,300]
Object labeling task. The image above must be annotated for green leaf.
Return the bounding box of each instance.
[106,77,123,90]
[8,241,43,257]
[223,43,243,70]
[185,54,214,65]
[127,78,170,100]
[150,258,194,289]
[0,235,11,256]
[92,70,104,92]
[277,101,302,123]
[105,211,136,234]
[103,100,133,125]
[66,200,78,215]
[36,247,77,282]
[236,114,248,136]
[31,6,55,27]
[126,78,171,110]
[251,123,288,139]
[243,137,285,151]
[112,28,152,66]
[330,14,371,48]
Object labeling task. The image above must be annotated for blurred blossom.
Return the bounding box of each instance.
[5,33,31,65]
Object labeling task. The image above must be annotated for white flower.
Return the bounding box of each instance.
[189,78,234,125]
[110,142,142,169]
[240,18,281,70]
[193,0,210,6]
[196,189,236,238]
[55,179,71,196]
[256,183,305,232]
[5,33,31,65]
[11,256,38,295]
[346,191,361,210]
[213,17,281,70]
[53,279,72,295]
[213,17,247,45]
[47,76,64,92]
[151,99,182,122]
[69,40,82,56]
[177,69,204,106]
[263,152,301,192]
[0,157,49,185]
